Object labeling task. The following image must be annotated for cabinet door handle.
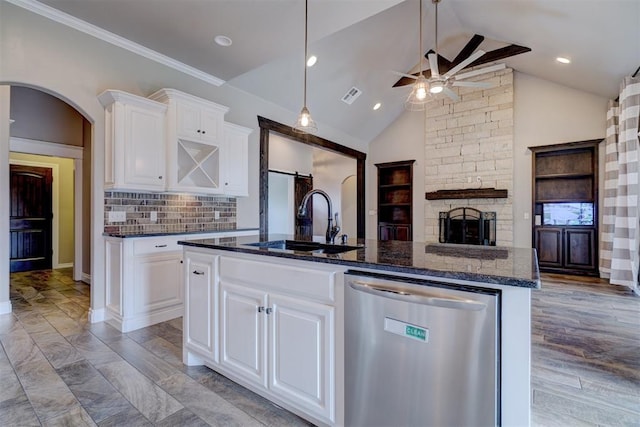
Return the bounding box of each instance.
[158,176,163,179]
[265,307,273,315]
[202,130,206,134]
[257,306,265,313]
[192,270,204,275]
[197,129,201,133]
[155,244,167,248]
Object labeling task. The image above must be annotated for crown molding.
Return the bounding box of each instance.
[6,0,225,87]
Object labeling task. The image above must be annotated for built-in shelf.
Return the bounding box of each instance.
[376,160,415,241]
[425,188,508,200]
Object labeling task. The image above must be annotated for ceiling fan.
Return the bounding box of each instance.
[397,0,531,106]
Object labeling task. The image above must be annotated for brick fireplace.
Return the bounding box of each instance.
[423,67,514,246]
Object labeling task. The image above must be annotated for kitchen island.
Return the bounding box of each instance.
[178,235,539,427]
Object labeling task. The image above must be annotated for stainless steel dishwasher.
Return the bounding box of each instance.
[345,270,501,427]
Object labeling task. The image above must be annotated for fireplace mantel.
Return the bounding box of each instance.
[425,188,508,200]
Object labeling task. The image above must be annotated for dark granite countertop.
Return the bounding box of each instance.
[103,228,259,238]
[178,234,540,289]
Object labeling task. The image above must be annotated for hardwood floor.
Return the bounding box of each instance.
[532,273,640,426]
[1,269,638,426]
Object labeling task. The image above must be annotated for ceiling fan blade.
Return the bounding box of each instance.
[391,70,420,80]
[467,44,531,68]
[393,70,433,87]
[425,49,452,71]
[443,50,486,79]
[454,63,506,80]
[452,81,493,88]
[451,34,485,66]
[428,53,439,78]
[443,87,459,102]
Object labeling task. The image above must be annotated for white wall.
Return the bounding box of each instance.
[367,109,426,240]
[269,133,314,175]
[0,1,367,319]
[311,148,356,237]
[513,73,608,248]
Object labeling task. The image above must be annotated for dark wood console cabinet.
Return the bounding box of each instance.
[530,140,600,276]
[376,160,415,241]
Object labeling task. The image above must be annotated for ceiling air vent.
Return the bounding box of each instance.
[341,87,362,105]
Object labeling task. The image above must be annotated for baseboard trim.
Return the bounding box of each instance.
[55,263,74,269]
[81,273,92,285]
[0,300,12,315]
[88,307,106,323]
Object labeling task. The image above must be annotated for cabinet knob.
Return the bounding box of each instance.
[257,306,265,313]
[158,176,163,179]
[197,129,201,133]
[265,307,273,315]
[202,130,206,134]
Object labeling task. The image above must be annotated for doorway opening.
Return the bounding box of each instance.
[258,116,367,239]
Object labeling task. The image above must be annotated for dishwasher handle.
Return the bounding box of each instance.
[349,280,487,311]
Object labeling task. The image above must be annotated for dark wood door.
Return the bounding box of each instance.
[294,175,313,240]
[10,164,53,272]
[535,227,563,268]
[565,228,596,270]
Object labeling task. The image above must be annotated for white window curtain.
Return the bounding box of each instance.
[599,75,640,295]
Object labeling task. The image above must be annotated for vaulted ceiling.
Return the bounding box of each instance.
[28,0,640,144]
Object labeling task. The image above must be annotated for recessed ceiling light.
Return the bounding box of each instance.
[373,103,381,110]
[307,55,317,67]
[556,57,571,64]
[214,35,232,47]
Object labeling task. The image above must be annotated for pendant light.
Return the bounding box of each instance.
[293,0,317,133]
[404,0,429,111]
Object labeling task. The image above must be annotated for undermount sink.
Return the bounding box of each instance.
[245,240,362,255]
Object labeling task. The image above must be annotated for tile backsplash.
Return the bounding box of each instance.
[104,191,236,235]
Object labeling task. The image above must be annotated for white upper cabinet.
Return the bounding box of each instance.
[98,90,167,192]
[223,122,252,197]
[149,88,231,194]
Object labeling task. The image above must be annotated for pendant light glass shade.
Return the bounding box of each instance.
[293,0,317,133]
[404,75,429,111]
[404,0,428,111]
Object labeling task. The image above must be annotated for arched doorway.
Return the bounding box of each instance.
[1,84,93,315]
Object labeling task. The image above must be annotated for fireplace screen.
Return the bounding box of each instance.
[439,208,496,246]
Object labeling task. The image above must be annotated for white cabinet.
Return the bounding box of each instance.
[98,90,167,192]
[183,251,218,365]
[220,282,267,386]
[269,293,333,414]
[105,235,183,332]
[222,122,252,197]
[104,230,257,333]
[177,100,225,143]
[183,250,337,425]
[149,88,230,194]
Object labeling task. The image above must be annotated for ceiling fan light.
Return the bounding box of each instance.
[429,82,444,94]
[293,106,317,133]
[405,76,429,111]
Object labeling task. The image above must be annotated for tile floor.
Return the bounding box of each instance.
[2,269,638,426]
[1,268,311,426]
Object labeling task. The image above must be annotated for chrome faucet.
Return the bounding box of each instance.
[297,189,341,244]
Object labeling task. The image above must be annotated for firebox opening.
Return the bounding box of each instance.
[439,207,496,246]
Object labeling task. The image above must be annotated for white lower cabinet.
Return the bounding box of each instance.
[268,293,334,418]
[183,252,218,364]
[182,249,339,426]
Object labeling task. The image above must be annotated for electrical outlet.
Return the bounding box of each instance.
[467,177,472,183]
[214,211,221,220]
[150,211,157,222]
[524,212,530,220]
[108,211,126,223]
